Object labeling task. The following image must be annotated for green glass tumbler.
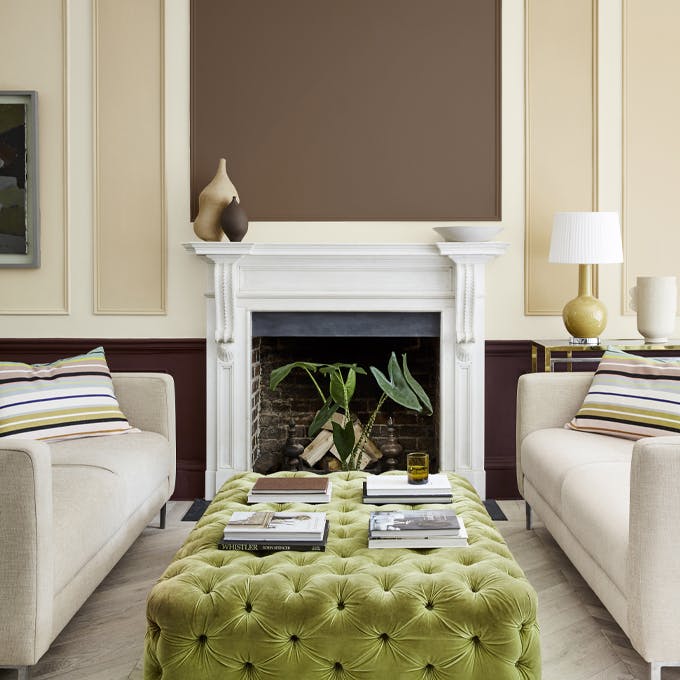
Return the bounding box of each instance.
[407,451,429,485]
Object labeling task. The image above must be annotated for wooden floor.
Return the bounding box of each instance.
[1,499,678,680]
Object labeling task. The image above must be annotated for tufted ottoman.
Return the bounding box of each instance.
[145,472,540,679]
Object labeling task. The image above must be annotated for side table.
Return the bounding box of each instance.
[530,338,680,372]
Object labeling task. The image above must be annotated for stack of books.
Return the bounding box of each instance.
[219,510,329,552]
[362,473,453,505]
[368,509,468,549]
[247,476,332,504]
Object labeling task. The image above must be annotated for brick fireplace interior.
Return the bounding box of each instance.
[251,335,440,473]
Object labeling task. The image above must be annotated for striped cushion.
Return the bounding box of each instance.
[568,348,680,440]
[0,347,135,441]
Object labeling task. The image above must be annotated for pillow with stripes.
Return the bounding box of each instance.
[567,348,680,440]
[0,347,135,441]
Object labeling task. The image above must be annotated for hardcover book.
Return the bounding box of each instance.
[362,482,453,505]
[250,477,330,494]
[223,511,327,541]
[365,474,452,496]
[219,521,330,552]
[368,518,468,549]
[368,509,460,538]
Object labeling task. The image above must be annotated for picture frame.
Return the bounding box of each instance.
[0,90,39,267]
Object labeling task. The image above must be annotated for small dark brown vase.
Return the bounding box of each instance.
[220,197,248,242]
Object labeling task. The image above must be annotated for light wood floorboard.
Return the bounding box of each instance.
[2,498,679,679]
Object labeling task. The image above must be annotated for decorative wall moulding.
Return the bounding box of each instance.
[622,0,680,315]
[524,0,598,315]
[93,0,166,315]
[185,241,508,501]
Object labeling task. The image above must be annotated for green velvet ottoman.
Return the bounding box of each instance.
[145,472,540,679]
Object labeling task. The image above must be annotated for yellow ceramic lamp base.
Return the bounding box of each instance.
[562,264,607,343]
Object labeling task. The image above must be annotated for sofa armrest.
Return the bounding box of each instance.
[0,440,54,665]
[112,372,176,492]
[628,436,680,662]
[516,372,593,496]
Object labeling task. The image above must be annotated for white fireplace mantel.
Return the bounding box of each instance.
[185,241,509,499]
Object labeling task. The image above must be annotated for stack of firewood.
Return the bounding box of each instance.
[301,413,382,470]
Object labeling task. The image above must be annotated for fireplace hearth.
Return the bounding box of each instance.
[186,241,508,499]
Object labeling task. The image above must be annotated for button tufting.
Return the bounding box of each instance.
[198,634,208,644]
[290,635,299,643]
[425,663,435,672]
[334,662,343,671]
[244,661,253,670]
[244,602,253,612]
[379,633,389,641]
[425,601,434,610]
[337,601,345,610]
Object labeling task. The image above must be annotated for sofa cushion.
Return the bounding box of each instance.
[568,348,680,440]
[50,431,171,516]
[521,428,633,515]
[561,462,630,595]
[52,463,126,594]
[0,347,135,441]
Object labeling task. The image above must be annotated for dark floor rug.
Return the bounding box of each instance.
[483,499,508,521]
[182,498,211,521]
[183,497,508,522]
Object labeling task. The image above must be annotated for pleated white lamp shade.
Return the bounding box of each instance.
[549,212,623,264]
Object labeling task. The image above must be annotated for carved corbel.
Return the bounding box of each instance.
[213,259,238,343]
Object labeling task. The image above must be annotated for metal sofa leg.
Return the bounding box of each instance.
[160,503,167,530]
[15,667,29,680]
[525,502,532,530]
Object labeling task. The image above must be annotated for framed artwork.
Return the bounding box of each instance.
[0,91,39,267]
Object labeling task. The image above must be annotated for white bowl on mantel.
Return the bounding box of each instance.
[433,226,503,242]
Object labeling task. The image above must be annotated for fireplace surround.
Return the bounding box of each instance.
[186,242,508,499]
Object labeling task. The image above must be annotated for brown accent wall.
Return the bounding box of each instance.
[0,339,206,501]
[0,338,527,500]
[190,0,501,221]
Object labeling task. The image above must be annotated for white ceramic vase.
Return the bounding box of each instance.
[629,276,678,343]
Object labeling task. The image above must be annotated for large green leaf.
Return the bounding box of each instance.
[329,369,347,407]
[329,367,357,407]
[320,363,367,375]
[370,352,422,412]
[308,398,339,437]
[401,354,433,415]
[269,361,323,391]
[331,419,356,460]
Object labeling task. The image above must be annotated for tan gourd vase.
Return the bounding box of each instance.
[193,158,239,241]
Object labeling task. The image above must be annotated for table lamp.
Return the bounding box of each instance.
[549,211,623,344]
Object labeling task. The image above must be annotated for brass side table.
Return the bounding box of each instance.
[530,338,680,372]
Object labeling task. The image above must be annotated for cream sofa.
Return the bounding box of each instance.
[0,373,175,679]
[517,371,680,680]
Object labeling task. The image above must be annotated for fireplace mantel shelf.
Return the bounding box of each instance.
[184,241,509,256]
[186,240,509,500]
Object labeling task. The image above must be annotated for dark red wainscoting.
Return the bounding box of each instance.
[0,339,206,500]
[0,338,530,500]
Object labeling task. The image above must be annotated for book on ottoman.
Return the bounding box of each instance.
[221,511,329,552]
[219,521,330,552]
[368,509,468,549]
[363,474,453,504]
[248,477,332,504]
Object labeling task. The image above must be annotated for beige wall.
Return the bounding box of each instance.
[1,0,668,341]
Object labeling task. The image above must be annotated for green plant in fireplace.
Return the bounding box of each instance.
[269,353,433,471]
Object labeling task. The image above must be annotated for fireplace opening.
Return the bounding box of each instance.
[251,335,439,474]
